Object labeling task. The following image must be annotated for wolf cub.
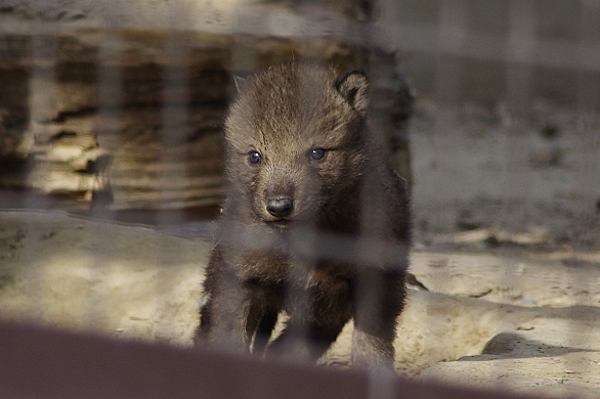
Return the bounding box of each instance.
[196,61,411,369]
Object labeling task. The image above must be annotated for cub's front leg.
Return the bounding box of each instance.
[196,247,253,354]
[352,268,406,369]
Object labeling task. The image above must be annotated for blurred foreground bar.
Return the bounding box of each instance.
[0,320,540,399]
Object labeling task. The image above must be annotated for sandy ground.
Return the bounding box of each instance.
[408,101,600,252]
[2,210,600,398]
[2,2,599,396]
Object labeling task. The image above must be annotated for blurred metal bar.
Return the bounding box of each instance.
[26,26,57,210]
[500,0,534,231]
[158,31,190,224]
[506,0,534,114]
[435,0,466,105]
[0,7,598,73]
[93,32,123,217]
[21,25,58,323]
[571,3,600,386]
[383,20,600,73]
[0,320,543,399]
[577,1,600,111]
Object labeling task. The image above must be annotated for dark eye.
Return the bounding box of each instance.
[249,151,261,164]
[309,147,326,161]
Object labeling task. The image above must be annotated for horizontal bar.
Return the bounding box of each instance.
[0,320,542,399]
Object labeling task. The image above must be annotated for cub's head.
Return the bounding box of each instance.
[224,62,369,226]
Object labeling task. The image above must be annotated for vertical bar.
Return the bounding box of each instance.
[505,0,534,114]
[23,25,58,321]
[361,41,399,373]
[496,0,536,388]
[288,10,324,361]
[159,32,189,222]
[501,0,535,230]
[436,0,466,105]
[573,0,600,386]
[156,2,193,338]
[93,34,123,218]
[92,0,127,218]
[576,1,600,113]
[210,20,261,357]
[429,0,467,232]
[86,15,125,329]
[26,26,57,210]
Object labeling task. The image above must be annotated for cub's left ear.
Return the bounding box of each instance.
[334,70,369,116]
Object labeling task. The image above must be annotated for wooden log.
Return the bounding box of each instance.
[0,4,414,217]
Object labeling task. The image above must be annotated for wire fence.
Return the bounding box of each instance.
[0,1,599,398]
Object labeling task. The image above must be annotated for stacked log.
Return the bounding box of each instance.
[0,1,413,218]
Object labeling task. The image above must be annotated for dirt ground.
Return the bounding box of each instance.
[409,100,600,252]
[1,208,600,399]
[1,96,600,398]
[1,1,599,397]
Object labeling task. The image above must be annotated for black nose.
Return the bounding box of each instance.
[267,197,294,218]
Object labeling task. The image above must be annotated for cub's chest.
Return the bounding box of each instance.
[240,251,355,289]
[239,251,291,284]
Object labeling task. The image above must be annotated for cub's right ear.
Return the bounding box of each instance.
[233,75,246,93]
[334,70,369,116]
